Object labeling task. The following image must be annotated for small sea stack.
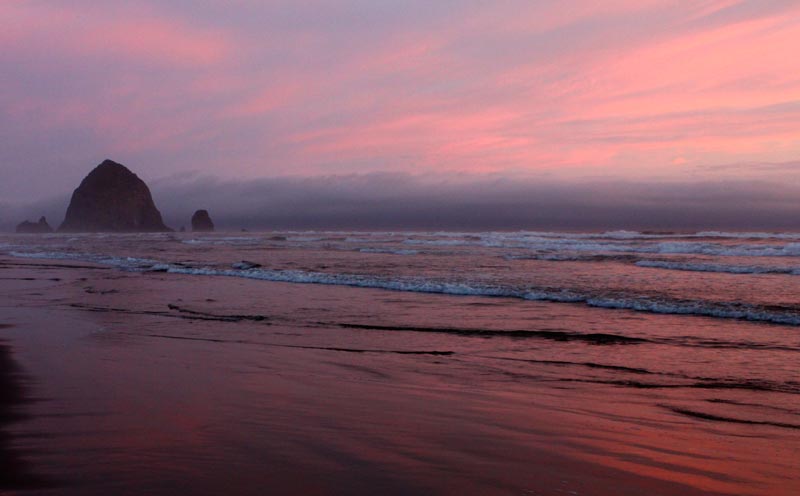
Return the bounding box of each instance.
[15,216,53,234]
[191,210,214,232]
[59,159,171,232]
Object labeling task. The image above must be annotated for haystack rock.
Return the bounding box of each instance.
[191,209,214,232]
[16,216,53,233]
[59,159,171,232]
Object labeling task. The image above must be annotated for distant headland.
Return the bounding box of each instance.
[15,216,53,234]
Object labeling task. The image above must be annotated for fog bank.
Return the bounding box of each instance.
[2,174,799,232]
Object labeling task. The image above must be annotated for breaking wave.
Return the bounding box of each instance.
[8,249,800,326]
[116,267,800,325]
[182,237,263,246]
[9,251,158,269]
[406,237,800,257]
[636,260,800,275]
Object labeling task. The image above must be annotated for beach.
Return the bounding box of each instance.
[1,231,799,495]
[0,331,48,492]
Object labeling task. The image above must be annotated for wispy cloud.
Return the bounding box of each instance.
[1,1,799,211]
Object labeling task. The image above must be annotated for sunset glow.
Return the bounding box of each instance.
[2,1,799,205]
[3,4,800,494]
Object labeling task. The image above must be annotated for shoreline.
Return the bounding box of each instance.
[0,254,795,494]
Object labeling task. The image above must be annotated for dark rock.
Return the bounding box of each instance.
[59,159,171,232]
[179,226,186,233]
[15,216,53,234]
[191,209,214,232]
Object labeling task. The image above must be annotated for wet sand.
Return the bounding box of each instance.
[0,328,50,492]
[0,255,796,495]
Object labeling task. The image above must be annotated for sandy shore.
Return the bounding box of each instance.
[1,255,795,495]
[0,328,50,492]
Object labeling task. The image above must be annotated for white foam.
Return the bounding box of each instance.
[636,260,799,275]
[170,230,800,256]
[694,231,800,240]
[403,239,470,246]
[584,297,800,325]
[8,248,800,326]
[156,265,800,326]
[404,235,800,258]
[182,236,263,246]
[514,230,800,240]
[10,251,77,260]
[9,251,158,269]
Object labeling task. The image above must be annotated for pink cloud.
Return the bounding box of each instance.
[3,0,800,192]
[0,3,230,66]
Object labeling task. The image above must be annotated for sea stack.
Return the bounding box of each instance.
[191,209,214,232]
[15,216,54,233]
[59,159,171,232]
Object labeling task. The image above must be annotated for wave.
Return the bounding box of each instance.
[100,229,800,256]
[654,242,800,257]
[407,236,800,257]
[553,230,800,240]
[182,237,263,246]
[359,248,419,255]
[9,251,158,269]
[344,236,399,243]
[636,260,800,275]
[155,265,800,326]
[694,231,800,240]
[9,250,800,326]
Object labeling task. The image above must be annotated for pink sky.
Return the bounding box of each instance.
[1,0,799,203]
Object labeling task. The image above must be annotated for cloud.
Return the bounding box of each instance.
[2,1,800,205]
[0,3,231,66]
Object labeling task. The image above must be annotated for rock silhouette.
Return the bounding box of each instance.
[16,216,53,233]
[59,159,171,232]
[191,210,214,232]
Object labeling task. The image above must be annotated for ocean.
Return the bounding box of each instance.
[1,230,799,495]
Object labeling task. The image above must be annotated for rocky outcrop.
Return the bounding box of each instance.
[191,209,214,232]
[15,216,53,233]
[59,159,171,232]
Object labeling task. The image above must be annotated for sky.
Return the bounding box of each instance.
[2,1,800,229]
